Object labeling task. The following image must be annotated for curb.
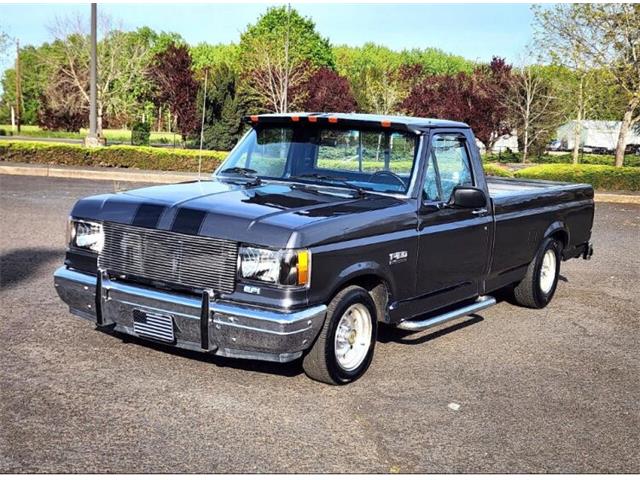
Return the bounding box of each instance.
[1,162,639,204]
[593,193,640,205]
[0,163,198,184]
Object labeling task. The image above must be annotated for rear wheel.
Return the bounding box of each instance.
[513,237,562,309]
[302,285,377,385]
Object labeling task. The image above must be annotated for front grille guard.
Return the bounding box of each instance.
[95,268,218,351]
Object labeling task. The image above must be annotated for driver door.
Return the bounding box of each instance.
[412,131,492,316]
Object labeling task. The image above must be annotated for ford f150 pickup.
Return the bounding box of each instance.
[54,113,594,384]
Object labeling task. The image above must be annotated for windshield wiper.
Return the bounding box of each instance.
[220,167,258,176]
[289,173,365,196]
[218,167,261,185]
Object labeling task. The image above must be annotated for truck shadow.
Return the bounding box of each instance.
[377,314,485,345]
[0,247,63,290]
[102,328,304,378]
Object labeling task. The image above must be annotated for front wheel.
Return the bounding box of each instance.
[513,237,562,309]
[302,285,377,385]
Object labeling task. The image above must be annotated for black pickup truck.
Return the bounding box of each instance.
[54,113,594,385]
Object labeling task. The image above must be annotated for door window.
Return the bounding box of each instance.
[422,152,440,201]
[424,134,473,202]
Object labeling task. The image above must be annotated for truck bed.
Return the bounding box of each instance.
[483,175,594,293]
[486,176,586,199]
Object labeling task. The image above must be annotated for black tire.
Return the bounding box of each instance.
[302,285,378,385]
[513,237,562,309]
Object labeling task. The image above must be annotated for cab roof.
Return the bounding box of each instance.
[243,112,469,133]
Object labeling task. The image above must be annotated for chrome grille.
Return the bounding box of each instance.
[99,222,238,294]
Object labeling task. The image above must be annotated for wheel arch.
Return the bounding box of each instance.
[328,266,393,324]
[543,221,569,250]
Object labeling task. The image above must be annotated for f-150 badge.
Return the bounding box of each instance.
[389,251,408,265]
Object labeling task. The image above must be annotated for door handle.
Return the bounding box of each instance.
[472,208,488,215]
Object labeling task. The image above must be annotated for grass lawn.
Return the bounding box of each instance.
[0,125,177,144]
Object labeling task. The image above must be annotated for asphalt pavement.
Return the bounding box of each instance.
[0,174,638,473]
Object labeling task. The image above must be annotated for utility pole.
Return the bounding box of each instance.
[15,39,21,133]
[86,2,100,146]
[283,3,291,113]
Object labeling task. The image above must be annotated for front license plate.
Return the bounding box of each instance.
[132,309,175,343]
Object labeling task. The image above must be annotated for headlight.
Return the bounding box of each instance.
[238,246,310,287]
[68,219,104,253]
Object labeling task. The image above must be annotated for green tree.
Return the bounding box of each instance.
[238,6,335,112]
[191,42,239,73]
[0,26,177,129]
[0,43,59,125]
[0,27,10,69]
[43,15,153,133]
[504,65,561,163]
[334,43,475,114]
[334,43,405,114]
[534,4,640,166]
[201,64,248,151]
[398,47,474,76]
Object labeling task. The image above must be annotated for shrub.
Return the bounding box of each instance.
[131,121,151,146]
[515,164,640,191]
[483,163,513,177]
[483,151,640,168]
[0,140,228,173]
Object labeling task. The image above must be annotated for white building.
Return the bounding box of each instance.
[478,120,640,154]
[476,131,519,154]
[555,120,640,150]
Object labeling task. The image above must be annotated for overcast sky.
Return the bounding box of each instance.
[1,2,536,68]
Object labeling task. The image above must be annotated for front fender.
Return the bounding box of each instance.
[332,260,397,299]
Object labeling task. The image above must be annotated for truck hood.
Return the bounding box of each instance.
[71,179,416,248]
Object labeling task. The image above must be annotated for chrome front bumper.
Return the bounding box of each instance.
[54,267,326,363]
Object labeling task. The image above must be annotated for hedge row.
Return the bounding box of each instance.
[515,164,640,191]
[2,140,638,190]
[484,152,640,168]
[0,140,228,172]
[483,163,513,178]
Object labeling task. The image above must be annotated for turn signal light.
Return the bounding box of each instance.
[297,250,310,286]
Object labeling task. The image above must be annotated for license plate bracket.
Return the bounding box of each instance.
[132,309,175,343]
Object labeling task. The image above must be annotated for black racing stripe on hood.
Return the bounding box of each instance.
[171,208,207,235]
[132,204,166,228]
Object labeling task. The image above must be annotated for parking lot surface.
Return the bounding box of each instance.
[1,174,638,473]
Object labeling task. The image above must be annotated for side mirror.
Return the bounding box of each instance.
[450,186,487,209]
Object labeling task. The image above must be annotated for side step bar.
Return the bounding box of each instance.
[396,295,496,332]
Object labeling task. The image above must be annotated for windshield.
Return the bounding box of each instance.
[216,127,419,194]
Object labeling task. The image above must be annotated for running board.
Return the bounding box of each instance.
[396,295,496,332]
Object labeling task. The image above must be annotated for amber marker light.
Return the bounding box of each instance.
[381,120,391,127]
[250,115,259,122]
[328,116,338,124]
[291,115,300,122]
[297,250,310,286]
[308,116,318,123]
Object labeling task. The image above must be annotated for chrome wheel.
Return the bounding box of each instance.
[539,249,557,294]
[334,303,372,371]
